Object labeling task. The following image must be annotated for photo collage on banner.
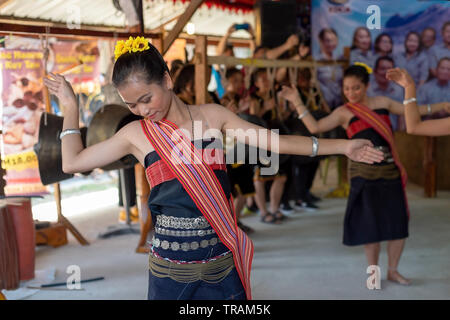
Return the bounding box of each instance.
[0,39,101,196]
[0,49,47,196]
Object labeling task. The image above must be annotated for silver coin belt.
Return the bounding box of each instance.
[156,214,211,230]
[155,227,216,237]
[152,236,220,251]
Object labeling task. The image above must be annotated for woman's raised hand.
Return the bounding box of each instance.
[345,139,385,164]
[386,68,414,89]
[279,84,303,108]
[43,73,77,109]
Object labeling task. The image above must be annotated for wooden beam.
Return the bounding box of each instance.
[0,22,159,40]
[207,55,348,68]
[194,35,207,105]
[148,14,183,33]
[0,0,13,10]
[180,32,252,48]
[0,16,126,32]
[163,0,204,55]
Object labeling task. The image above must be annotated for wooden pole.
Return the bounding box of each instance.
[194,35,207,105]
[424,136,437,198]
[162,0,204,55]
[207,55,347,68]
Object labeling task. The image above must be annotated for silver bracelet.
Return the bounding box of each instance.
[59,129,81,139]
[298,109,310,120]
[403,97,416,105]
[310,136,319,157]
[427,104,432,115]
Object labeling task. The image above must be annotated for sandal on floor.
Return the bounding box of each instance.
[260,213,281,224]
[272,210,288,221]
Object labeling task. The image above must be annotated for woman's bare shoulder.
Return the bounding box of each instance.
[117,119,144,136]
[195,103,229,118]
[118,119,155,163]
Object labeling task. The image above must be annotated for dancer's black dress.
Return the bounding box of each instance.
[343,108,409,246]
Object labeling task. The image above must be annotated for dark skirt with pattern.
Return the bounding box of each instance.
[147,266,246,300]
[343,176,409,246]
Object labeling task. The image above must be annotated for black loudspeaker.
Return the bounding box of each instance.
[255,0,298,49]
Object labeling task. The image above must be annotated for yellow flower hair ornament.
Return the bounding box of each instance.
[354,62,373,74]
[114,36,150,60]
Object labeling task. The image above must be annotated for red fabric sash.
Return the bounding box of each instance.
[346,114,391,139]
[140,118,254,299]
[345,102,409,218]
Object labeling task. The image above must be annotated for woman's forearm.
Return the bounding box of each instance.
[277,134,347,156]
[417,102,445,115]
[293,101,321,134]
[403,84,423,134]
[61,101,84,172]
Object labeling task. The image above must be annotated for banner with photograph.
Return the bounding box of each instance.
[50,40,102,125]
[311,0,449,123]
[0,49,48,196]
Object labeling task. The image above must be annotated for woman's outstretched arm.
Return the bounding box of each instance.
[217,105,383,164]
[386,68,450,136]
[278,84,346,134]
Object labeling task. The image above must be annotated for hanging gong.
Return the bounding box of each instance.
[33,113,90,185]
[86,104,142,171]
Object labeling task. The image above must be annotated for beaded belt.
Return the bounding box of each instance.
[152,236,220,251]
[155,226,216,237]
[149,251,234,283]
[156,214,211,229]
[349,161,400,180]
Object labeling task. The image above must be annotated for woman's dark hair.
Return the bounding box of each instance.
[249,68,267,90]
[374,33,393,54]
[343,65,370,85]
[351,27,372,50]
[318,28,337,41]
[297,67,312,83]
[173,64,195,95]
[225,67,242,80]
[404,31,422,53]
[112,43,169,88]
[170,59,184,78]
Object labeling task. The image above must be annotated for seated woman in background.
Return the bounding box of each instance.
[350,27,375,68]
[394,31,429,87]
[316,28,344,110]
[373,33,393,60]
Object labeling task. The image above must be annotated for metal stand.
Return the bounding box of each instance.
[98,168,139,239]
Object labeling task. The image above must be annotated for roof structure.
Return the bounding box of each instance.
[0,0,255,38]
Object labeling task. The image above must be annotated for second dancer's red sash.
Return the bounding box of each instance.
[140,118,254,299]
[345,102,410,218]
